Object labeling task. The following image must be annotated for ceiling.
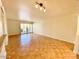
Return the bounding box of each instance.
[3,0,76,21]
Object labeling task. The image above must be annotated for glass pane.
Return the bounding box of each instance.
[20,23,33,34]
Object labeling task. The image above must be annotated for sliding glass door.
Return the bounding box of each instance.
[20,23,33,34]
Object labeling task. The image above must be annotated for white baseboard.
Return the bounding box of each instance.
[8,33,21,36]
[35,33,74,44]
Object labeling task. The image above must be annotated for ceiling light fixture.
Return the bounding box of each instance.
[35,2,46,12]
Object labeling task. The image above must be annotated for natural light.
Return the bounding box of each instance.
[19,5,30,20]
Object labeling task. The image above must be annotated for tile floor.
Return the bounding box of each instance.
[6,34,77,59]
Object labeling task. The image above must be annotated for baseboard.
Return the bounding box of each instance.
[35,33,74,45]
[8,33,33,37]
[8,33,21,37]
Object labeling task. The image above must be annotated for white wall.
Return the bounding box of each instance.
[7,19,20,35]
[34,13,77,43]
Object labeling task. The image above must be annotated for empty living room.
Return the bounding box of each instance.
[0,0,79,59]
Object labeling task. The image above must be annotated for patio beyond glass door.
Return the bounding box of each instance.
[20,23,33,34]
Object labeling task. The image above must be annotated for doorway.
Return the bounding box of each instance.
[20,23,33,34]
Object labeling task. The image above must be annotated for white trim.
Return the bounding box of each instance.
[35,33,74,44]
[8,33,21,36]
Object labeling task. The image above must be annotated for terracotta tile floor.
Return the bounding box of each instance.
[6,34,77,59]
